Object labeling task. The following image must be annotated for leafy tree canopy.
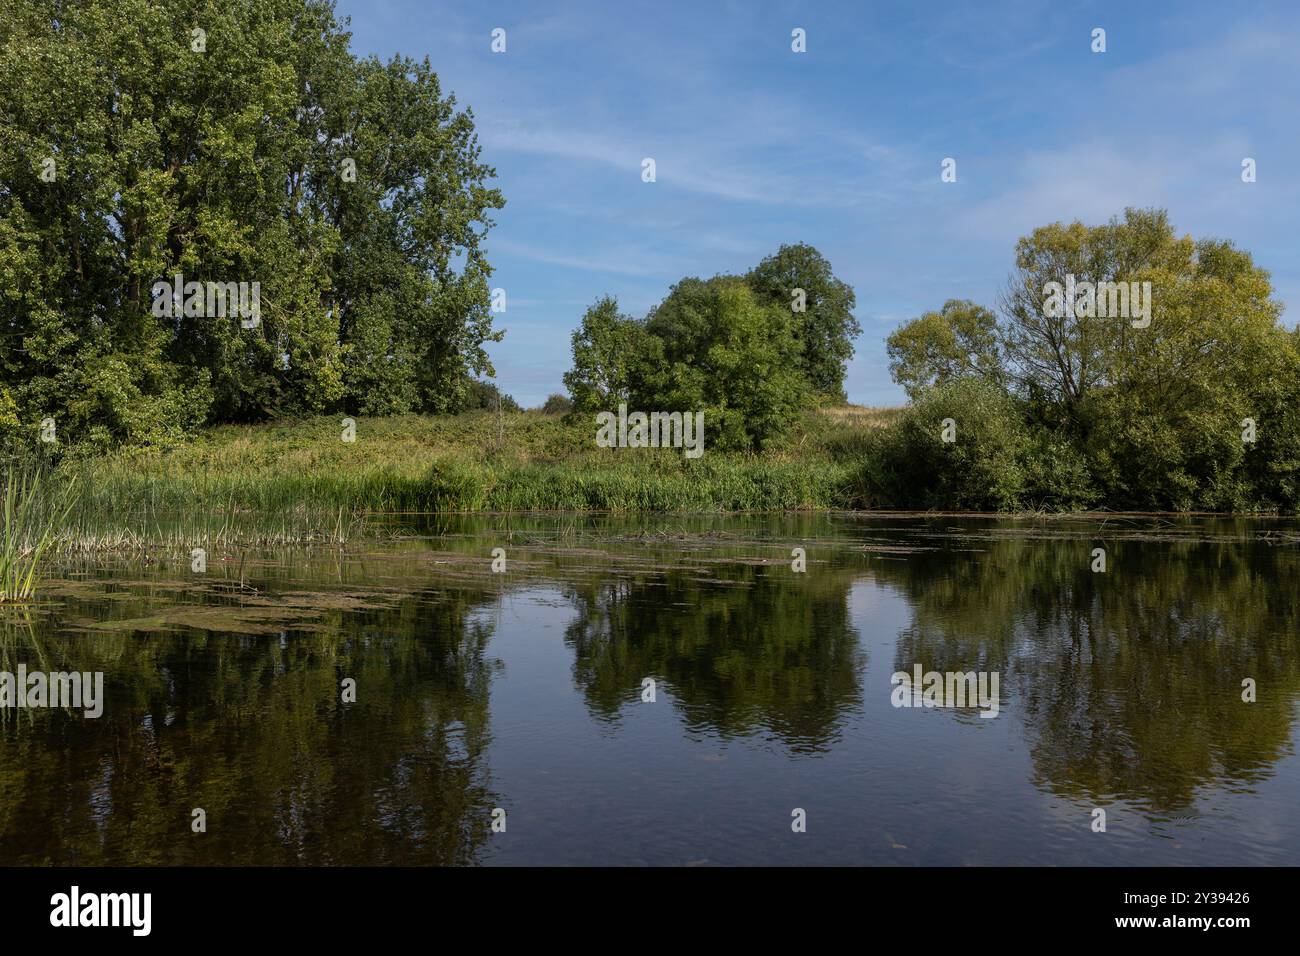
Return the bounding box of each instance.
[0,0,504,448]
[564,245,858,450]
[885,299,1002,399]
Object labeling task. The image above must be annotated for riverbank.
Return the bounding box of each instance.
[41,407,897,549]
[25,395,1300,556]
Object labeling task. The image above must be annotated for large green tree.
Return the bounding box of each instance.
[563,243,856,450]
[996,208,1283,414]
[563,296,658,413]
[998,209,1288,508]
[643,276,808,451]
[745,242,860,400]
[0,0,503,447]
[885,299,1003,399]
[884,208,1297,510]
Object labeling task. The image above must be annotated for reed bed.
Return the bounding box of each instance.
[0,465,78,600]
[17,406,886,554]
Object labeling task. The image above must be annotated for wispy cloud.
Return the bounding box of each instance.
[489,236,687,278]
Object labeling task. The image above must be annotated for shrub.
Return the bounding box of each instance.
[1238,339,1300,512]
[461,380,520,413]
[864,379,1028,510]
[1019,428,1099,510]
[1080,389,1252,511]
[540,393,574,415]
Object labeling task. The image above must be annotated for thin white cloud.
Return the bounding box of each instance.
[489,236,685,278]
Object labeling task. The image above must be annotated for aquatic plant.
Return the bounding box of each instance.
[0,466,78,601]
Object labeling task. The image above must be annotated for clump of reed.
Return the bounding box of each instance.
[0,464,78,601]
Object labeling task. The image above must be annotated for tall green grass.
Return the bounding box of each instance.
[0,465,78,601]
[35,406,892,551]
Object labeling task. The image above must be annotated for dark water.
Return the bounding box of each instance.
[3,514,1299,866]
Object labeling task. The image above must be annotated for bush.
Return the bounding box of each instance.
[1237,340,1300,512]
[1080,389,1252,511]
[863,379,1028,510]
[1019,428,1099,510]
[0,387,21,450]
[540,393,574,415]
[461,380,520,413]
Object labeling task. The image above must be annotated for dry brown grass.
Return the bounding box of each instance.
[817,404,903,428]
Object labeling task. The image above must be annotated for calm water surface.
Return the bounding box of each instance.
[3,514,1299,865]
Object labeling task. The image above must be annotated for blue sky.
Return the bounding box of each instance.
[335,0,1300,408]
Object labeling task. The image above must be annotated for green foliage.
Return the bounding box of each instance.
[882,209,1300,512]
[563,244,860,452]
[643,277,808,451]
[0,387,21,446]
[563,296,656,412]
[745,243,860,399]
[864,379,1028,510]
[1019,428,1099,510]
[1,465,78,601]
[998,208,1283,415]
[0,0,503,446]
[540,393,573,415]
[999,208,1177,406]
[886,299,1003,399]
[1058,231,1291,511]
[459,380,519,413]
[1242,336,1300,510]
[46,408,873,543]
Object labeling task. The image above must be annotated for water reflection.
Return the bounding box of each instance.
[0,585,500,865]
[562,562,863,753]
[1,514,1298,864]
[872,529,1300,816]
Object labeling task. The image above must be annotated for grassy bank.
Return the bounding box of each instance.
[47,406,899,549]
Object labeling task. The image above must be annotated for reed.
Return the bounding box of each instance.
[0,465,79,601]
[33,406,888,552]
